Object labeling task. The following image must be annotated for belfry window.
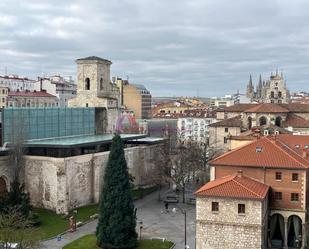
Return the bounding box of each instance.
[100,78,103,90]
[85,78,90,90]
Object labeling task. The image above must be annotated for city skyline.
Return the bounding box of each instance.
[1,0,309,97]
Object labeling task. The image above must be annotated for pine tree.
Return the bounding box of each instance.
[96,134,137,249]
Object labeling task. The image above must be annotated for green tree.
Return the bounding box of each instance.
[96,134,137,249]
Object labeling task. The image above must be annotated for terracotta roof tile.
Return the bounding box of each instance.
[195,173,269,200]
[244,103,289,113]
[209,115,242,127]
[8,91,56,97]
[281,103,309,113]
[283,114,309,128]
[220,104,258,112]
[210,136,309,169]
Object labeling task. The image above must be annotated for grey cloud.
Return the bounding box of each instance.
[0,0,309,97]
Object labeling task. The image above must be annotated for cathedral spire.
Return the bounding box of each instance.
[249,74,253,87]
[246,74,254,99]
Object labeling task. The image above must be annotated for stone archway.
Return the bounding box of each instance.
[0,176,8,195]
[259,116,267,126]
[248,116,252,130]
[287,215,302,248]
[269,214,285,248]
[275,116,282,127]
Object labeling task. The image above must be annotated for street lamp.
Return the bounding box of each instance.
[172,205,188,249]
[139,221,143,240]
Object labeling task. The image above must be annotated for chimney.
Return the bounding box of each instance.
[237,170,243,177]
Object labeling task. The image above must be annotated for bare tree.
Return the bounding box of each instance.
[149,134,222,203]
[0,207,41,249]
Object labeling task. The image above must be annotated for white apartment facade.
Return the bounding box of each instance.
[0,75,39,92]
[177,114,216,143]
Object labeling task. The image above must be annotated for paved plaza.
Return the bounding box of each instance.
[42,188,196,249]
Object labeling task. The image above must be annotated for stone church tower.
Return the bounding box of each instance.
[245,71,290,104]
[69,56,120,133]
[246,74,254,98]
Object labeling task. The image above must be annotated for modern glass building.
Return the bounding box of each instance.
[2,107,95,143]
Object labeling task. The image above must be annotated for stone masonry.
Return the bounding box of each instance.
[23,144,160,214]
[196,197,267,249]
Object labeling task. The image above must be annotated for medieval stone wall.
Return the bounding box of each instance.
[24,144,160,213]
[196,197,266,249]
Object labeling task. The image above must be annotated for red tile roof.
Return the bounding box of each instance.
[195,173,269,200]
[220,104,258,112]
[283,114,309,128]
[276,134,309,159]
[8,91,56,98]
[221,103,309,113]
[209,115,242,127]
[281,103,309,113]
[244,103,289,113]
[210,136,309,169]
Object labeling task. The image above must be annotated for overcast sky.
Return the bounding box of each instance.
[1,0,309,97]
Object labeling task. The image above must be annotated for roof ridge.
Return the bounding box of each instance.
[268,137,308,168]
[232,176,264,198]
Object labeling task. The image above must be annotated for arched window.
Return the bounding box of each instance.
[85,78,90,90]
[248,116,252,130]
[275,116,282,127]
[259,116,267,126]
[278,91,282,98]
[271,91,274,98]
[100,78,103,90]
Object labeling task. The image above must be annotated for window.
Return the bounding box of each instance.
[224,137,228,144]
[100,78,103,90]
[271,91,274,98]
[275,172,282,181]
[238,204,245,214]
[291,193,299,202]
[212,202,219,212]
[225,127,229,133]
[259,116,267,126]
[274,192,282,200]
[85,78,90,90]
[292,173,299,182]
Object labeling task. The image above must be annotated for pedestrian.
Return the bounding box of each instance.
[165,202,169,213]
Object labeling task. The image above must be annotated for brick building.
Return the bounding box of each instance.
[196,134,309,248]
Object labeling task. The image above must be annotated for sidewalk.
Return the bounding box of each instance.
[42,187,175,249]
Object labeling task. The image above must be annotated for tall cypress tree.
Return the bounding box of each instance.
[96,134,137,249]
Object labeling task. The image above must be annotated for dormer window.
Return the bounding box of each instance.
[256,147,263,153]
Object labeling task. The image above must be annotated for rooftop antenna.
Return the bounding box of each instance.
[126,75,129,82]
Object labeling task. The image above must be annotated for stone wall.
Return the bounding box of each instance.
[196,196,266,249]
[0,156,13,191]
[24,144,160,214]
[209,126,241,153]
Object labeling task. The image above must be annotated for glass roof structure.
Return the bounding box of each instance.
[24,134,147,148]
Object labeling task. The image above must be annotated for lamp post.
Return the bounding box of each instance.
[139,221,143,240]
[172,205,188,249]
